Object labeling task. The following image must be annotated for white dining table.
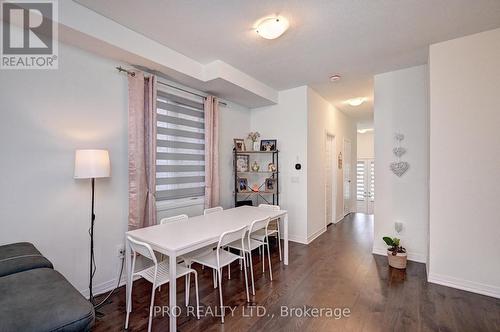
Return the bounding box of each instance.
[124,205,289,331]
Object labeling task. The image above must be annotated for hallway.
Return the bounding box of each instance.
[94,214,499,331]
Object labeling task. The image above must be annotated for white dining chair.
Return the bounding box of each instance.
[190,225,250,323]
[203,206,224,279]
[204,206,223,215]
[251,204,282,261]
[160,214,215,300]
[227,217,272,295]
[125,236,200,332]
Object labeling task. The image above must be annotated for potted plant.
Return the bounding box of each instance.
[247,132,260,151]
[382,236,407,269]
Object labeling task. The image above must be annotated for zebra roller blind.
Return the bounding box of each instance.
[156,89,205,200]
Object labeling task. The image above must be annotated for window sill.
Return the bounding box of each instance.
[156,196,204,211]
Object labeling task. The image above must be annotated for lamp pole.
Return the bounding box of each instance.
[89,177,96,304]
[74,149,110,309]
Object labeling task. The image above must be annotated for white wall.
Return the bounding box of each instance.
[373,65,429,263]
[251,87,309,243]
[0,42,129,296]
[250,87,357,244]
[0,40,251,296]
[428,28,500,298]
[218,102,251,209]
[357,132,374,159]
[307,88,357,241]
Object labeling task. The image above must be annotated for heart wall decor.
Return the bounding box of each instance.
[392,147,406,158]
[390,132,410,177]
[390,161,409,177]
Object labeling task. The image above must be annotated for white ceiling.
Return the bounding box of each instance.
[76,0,500,124]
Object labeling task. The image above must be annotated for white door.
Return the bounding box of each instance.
[356,159,375,214]
[343,139,352,216]
[325,134,336,224]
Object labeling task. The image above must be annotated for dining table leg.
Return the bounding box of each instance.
[284,213,289,265]
[169,253,177,331]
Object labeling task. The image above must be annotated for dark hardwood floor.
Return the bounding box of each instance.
[94,213,500,331]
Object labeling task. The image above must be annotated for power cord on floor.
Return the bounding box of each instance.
[93,254,125,309]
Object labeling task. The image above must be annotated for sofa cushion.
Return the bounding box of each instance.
[0,268,94,332]
[0,242,53,277]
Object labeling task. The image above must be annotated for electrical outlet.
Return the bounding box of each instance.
[116,245,125,258]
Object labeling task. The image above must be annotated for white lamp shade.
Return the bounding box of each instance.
[74,149,111,179]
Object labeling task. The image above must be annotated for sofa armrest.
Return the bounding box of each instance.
[0,242,53,277]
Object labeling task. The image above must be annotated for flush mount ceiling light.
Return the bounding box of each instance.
[346,97,366,107]
[329,74,342,82]
[255,16,289,39]
[357,128,374,134]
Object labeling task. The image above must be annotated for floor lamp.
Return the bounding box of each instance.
[74,149,111,305]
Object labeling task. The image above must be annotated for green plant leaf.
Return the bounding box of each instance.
[393,238,400,246]
[382,236,394,246]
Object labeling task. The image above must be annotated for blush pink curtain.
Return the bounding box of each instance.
[204,96,220,208]
[128,72,157,230]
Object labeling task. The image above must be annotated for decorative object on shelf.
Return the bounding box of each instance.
[238,178,248,192]
[233,148,279,206]
[260,139,277,151]
[265,178,276,191]
[338,152,343,169]
[247,132,261,151]
[390,132,409,177]
[236,154,249,172]
[251,161,260,172]
[233,138,246,152]
[383,236,407,269]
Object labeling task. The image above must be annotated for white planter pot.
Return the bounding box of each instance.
[253,141,260,151]
[387,250,407,269]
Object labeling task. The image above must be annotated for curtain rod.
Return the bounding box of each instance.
[116,66,227,106]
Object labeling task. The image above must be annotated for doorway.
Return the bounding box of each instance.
[325,133,337,225]
[356,159,375,214]
[343,138,352,216]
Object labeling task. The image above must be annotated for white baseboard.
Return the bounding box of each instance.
[283,228,327,245]
[287,234,308,244]
[372,247,427,263]
[80,274,139,299]
[307,227,326,244]
[428,273,500,299]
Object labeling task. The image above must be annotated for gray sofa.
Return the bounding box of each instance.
[0,242,95,332]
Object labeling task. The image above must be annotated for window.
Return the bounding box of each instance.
[356,160,375,202]
[356,161,365,201]
[369,160,375,201]
[155,89,205,201]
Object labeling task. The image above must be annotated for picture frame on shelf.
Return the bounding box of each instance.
[233,138,246,152]
[260,139,277,152]
[238,178,248,192]
[265,178,276,191]
[236,154,250,172]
